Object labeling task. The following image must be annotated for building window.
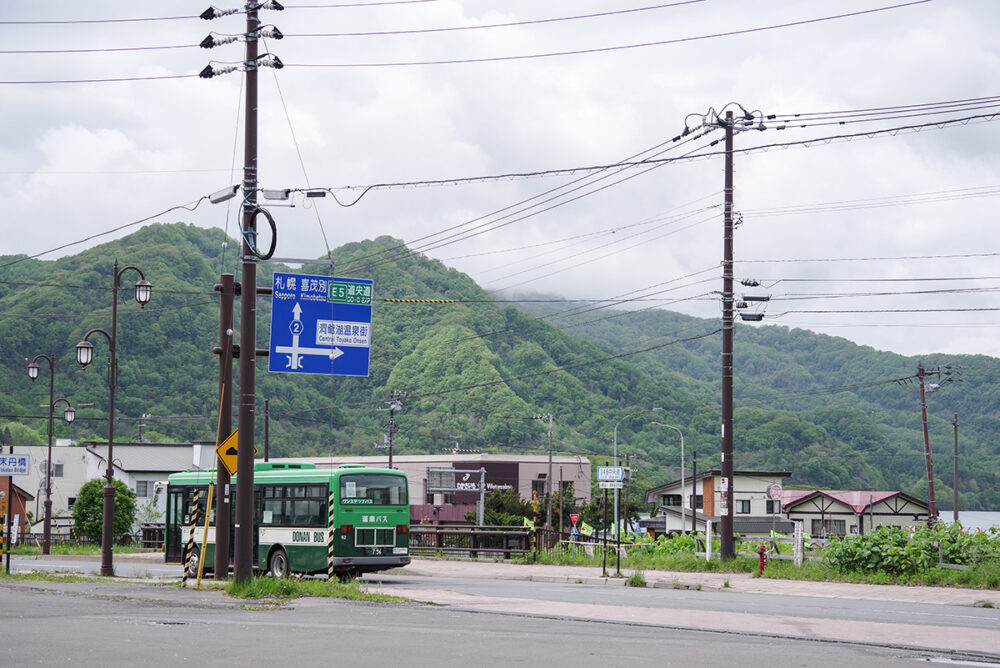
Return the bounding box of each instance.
[661,494,682,507]
[531,479,546,497]
[53,463,64,478]
[766,500,781,514]
[736,499,751,514]
[689,494,703,510]
[136,481,149,497]
[811,519,846,537]
[68,497,76,509]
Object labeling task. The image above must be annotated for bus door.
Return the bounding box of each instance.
[165,487,185,562]
[253,488,261,567]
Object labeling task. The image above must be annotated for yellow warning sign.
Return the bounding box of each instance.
[215,430,258,476]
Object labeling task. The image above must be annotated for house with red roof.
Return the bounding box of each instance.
[781,489,930,537]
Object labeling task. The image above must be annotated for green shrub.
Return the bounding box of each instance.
[823,524,1000,577]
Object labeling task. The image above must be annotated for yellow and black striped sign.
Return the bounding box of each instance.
[327,491,336,581]
[181,490,200,588]
[382,299,455,303]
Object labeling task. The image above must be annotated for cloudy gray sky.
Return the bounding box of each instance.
[3,0,999,358]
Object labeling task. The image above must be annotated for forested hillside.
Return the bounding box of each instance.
[517,302,1000,510]
[1,224,997,509]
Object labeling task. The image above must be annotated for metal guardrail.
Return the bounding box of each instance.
[409,525,534,558]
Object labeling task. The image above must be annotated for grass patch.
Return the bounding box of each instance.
[224,576,406,603]
[9,543,147,556]
[521,544,999,590]
[626,571,646,587]
[0,569,102,583]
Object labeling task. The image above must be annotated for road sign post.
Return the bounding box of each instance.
[269,272,373,377]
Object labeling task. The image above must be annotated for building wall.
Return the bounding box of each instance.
[0,478,34,545]
[653,473,786,520]
[6,446,91,521]
[702,478,715,516]
[273,454,591,507]
[727,476,782,516]
[785,496,929,536]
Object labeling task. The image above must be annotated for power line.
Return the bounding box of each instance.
[0,196,209,270]
[772,94,1000,121]
[0,74,200,85]
[338,129,721,272]
[287,1,705,38]
[473,201,718,281]
[742,184,1000,217]
[0,14,202,25]
[283,1,931,68]
[436,191,721,264]
[770,307,1000,316]
[314,111,999,202]
[444,269,720,346]
[487,211,719,292]
[405,327,721,400]
[744,251,1000,264]
[768,286,1000,301]
[0,43,199,55]
[283,0,439,8]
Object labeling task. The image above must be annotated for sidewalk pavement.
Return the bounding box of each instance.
[15,551,1000,608]
[396,557,1000,608]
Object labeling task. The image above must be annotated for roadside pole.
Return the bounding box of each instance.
[213,273,234,579]
[602,461,609,577]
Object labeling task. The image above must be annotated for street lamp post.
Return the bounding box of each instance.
[612,408,661,552]
[75,259,151,576]
[26,354,75,555]
[651,422,684,535]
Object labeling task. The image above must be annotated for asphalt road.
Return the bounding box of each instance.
[5,554,999,665]
[365,572,1000,634]
[0,578,981,668]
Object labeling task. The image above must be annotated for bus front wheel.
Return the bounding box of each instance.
[268,548,290,579]
[186,547,200,578]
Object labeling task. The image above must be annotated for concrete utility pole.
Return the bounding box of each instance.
[952,413,959,524]
[234,4,260,583]
[691,451,697,534]
[545,414,553,530]
[720,110,736,561]
[387,391,405,469]
[917,360,939,523]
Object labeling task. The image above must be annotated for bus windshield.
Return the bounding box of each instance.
[340,473,407,506]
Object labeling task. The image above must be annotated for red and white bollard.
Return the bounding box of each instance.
[758,544,767,575]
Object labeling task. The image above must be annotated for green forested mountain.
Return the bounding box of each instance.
[517,302,1000,510]
[1,223,997,509]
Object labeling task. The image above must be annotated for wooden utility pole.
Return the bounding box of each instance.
[387,391,404,469]
[691,451,697,534]
[213,273,234,579]
[917,360,938,522]
[234,4,260,583]
[952,413,959,523]
[720,110,735,561]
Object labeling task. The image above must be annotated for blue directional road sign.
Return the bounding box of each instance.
[268,272,373,376]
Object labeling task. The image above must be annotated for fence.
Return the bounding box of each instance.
[409,525,533,558]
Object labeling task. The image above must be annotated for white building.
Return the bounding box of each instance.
[643,469,791,535]
[270,453,592,525]
[781,490,930,537]
[15,442,215,533]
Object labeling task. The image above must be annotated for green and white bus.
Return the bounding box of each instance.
[165,462,410,579]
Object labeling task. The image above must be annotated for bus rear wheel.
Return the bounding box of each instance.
[269,548,290,579]
[336,568,359,583]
